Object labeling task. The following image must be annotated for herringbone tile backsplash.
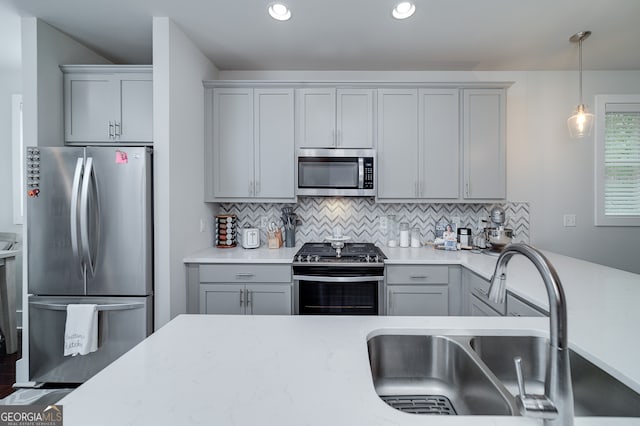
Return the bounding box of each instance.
[220,199,529,246]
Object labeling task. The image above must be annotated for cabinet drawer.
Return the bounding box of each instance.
[386,265,449,284]
[199,264,291,283]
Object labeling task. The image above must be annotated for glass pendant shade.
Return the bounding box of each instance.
[567,104,594,138]
[567,31,592,139]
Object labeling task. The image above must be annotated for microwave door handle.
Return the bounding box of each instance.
[358,157,364,189]
[70,157,84,278]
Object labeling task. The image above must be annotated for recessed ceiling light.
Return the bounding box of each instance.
[269,3,292,21]
[392,2,416,19]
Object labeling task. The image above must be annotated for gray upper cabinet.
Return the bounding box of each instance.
[62,65,153,144]
[296,88,374,148]
[377,89,419,199]
[462,88,506,200]
[377,88,459,200]
[205,87,295,202]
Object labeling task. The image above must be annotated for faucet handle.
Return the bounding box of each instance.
[513,356,558,419]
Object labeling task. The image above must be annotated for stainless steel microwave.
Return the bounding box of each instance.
[296,149,375,197]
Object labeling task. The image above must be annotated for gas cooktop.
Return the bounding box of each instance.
[293,242,387,264]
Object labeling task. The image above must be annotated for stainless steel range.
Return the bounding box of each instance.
[292,242,387,315]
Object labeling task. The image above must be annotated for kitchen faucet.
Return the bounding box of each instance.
[488,243,574,426]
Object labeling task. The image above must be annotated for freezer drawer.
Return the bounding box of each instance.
[29,295,152,384]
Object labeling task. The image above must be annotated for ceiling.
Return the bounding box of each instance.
[3,0,640,72]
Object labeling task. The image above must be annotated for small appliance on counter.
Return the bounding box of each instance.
[215,214,237,248]
[241,225,260,249]
[483,207,514,255]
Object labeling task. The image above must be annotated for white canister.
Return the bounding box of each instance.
[399,222,410,248]
[410,227,421,248]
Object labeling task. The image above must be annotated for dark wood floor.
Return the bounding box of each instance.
[0,330,21,399]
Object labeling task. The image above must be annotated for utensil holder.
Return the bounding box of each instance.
[284,228,295,247]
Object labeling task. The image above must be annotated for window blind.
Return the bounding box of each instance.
[604,110,640,216]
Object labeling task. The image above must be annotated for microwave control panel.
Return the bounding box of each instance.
[364,157,374,189]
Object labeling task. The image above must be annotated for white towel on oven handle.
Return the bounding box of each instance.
[64,304,98,356]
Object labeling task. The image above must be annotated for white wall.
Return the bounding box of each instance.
[152,17,218,329]
[220,70,640,273]
[0,68,22,234]
[17,18,111,384]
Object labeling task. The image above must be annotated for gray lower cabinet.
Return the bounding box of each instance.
[386,265,460,316]
[200,283,291,315]
[197,264,292,315]
[506,293,547,317]
[462,268,505,316]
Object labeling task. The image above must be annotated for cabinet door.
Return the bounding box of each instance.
[387,285,449,316]
[254,89,295,200]
[117,75,153,142]
[377,89,419,199]
[64,74,115,142]
[469,294,502,316]
[419,89,459,199]
[246,284,292,315]
[336,89,374,148]
[296,88,336,148]
[462,89,506,199]
[200,284,245,314]
[212,88,255,198]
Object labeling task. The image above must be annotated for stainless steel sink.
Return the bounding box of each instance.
[367,334,514,415]
[470,335,640,417]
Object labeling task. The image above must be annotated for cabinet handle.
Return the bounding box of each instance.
[332,129,336,147]
[477,288,489,297]
[509,312,522,317]
[337,130,341,147]
[414,182,419,197]
[248,181,253,196]
[410,275,428,279]
[255,181,260,195]
[240,289,244,306]
[108,121,114,138]
[236,273,255,278]
[115,121,121,137]
[466,180,471,197]
[246,289,252,307]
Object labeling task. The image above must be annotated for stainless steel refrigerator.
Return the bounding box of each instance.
[26,146,153,384]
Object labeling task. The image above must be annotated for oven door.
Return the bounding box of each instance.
[293,275,384,315]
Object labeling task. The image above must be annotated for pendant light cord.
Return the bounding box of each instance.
[578,38,583,106]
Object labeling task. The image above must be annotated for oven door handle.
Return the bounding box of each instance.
[293,275,384,283]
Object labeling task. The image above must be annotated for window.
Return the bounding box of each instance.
[595,95,640,226]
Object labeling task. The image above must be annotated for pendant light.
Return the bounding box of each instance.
[567,31,594,138]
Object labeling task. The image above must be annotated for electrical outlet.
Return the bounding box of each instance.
[260,216,269,228]
[200,218,206,233]
[379,216,388,231]
[563,214,577,227]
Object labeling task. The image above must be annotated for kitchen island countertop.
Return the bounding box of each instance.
[54,244,640,425]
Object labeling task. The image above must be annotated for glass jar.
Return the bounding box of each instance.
[386,215,398,247]
[411,226,421,248]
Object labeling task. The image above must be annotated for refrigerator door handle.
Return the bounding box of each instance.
[80,157,100,277]
[30,301,145,312]
[70,157,84,277]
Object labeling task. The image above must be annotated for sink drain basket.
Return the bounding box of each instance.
[380,395,457,415]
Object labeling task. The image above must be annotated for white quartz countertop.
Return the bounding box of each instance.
[59,315,638,426]
[0,249,19,259]
[183,244,640,392]
[55,243,638,425]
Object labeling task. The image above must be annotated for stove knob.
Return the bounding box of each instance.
[306,255,311,262]
[314,255,320,262]
[375,255,380,263]
[366,254,371,263]
[297,255,303,262]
